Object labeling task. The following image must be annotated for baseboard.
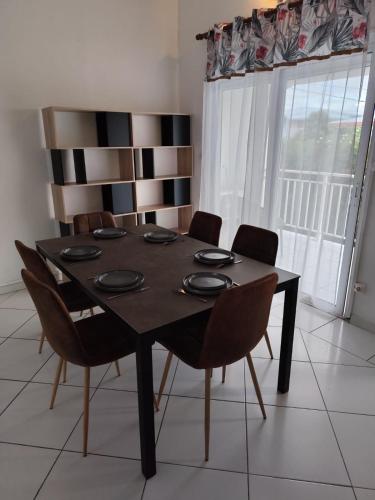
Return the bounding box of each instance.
[0,280,25,295]
[349,314,375,334]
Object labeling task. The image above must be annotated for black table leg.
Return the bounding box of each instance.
[277,278,299,393]
[136,337,156,478]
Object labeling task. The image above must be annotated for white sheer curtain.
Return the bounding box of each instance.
[200,54,368,314]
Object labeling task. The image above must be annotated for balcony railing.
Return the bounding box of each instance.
[278,170,353,243]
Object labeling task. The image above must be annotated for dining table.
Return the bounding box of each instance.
[36,223,299,479]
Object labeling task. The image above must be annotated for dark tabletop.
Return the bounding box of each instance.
[36,224,299,335]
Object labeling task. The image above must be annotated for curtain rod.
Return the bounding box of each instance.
[195,1,303,40]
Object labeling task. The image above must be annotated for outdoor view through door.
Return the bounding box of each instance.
[200,54,370,316]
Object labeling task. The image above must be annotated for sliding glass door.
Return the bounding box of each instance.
[201,53,371,316]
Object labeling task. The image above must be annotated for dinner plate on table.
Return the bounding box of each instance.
[93,227,127,239]
[60,245,102,261]
[194,248,235,266]
[182,272,232,296]
[144,229,178,243]
[94,270,144,292]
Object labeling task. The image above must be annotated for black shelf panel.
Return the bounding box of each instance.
[161,115,191,147]
[163,178,191,206]
[96,112,132,147]
[142,149,155,179]
[72,149,87,184]
[102,183,135,215]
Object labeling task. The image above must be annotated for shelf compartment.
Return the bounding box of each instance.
[163,178,191,207]
[96,112,132,147]
[136,203,192,213]
[161,115,191,146]
[134,147,193,180]
[102,183,135,215]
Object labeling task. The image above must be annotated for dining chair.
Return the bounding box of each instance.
[21,269,158,456]
[73,211,117,235]
[15,240,121,380]
[156,273,277,460]
[220,224,279,381]
[188,211,222,246]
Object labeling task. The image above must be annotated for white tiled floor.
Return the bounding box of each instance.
[0,290,375,499]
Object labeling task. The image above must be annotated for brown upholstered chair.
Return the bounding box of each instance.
[157,273,277,460]
[73,211,116,235]
[188,211,222,246]
[15,240,95,354]
[21,269,158,456]
[220,224,279,379]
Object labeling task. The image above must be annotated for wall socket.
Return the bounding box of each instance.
[354,282,366,293]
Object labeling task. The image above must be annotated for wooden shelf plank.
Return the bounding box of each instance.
[136,203,192,214]
[136,175,192,182]
[43,106,190,116]
[65,211,137,224]
[58,179,135,187]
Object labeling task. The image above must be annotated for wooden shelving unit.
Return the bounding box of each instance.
[42,106,193,235]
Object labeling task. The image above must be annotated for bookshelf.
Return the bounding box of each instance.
[42,107,193,236]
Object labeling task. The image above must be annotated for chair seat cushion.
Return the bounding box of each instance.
[157,314,209,369]
[58,281,95,313]
[75,312,136,366]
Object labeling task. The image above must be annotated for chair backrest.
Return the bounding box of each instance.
[199,273,278,368]
[188,211,222,246]
[231,224,278,266]
[21,269,87,366]
[73,211,117,234]
[15,240,58,293]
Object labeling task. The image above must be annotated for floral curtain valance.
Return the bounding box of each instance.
[205,0,371,80]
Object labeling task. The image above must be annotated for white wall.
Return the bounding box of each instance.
[0,0,178,289]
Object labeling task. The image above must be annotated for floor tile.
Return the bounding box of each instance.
[0,443,58,500]
[247,404,349,485]
[99,350,177,393]
[250,475,355,500]
[38,451,144,500]
[301,331,372,366]
[10,313,42,340]
[246,359,325,410]
[251,327,309,361]
[65,389,164,459]
[0,338,53,381]
[0,289,36,310]
[355,489,375,499]
[170,359,245,402]
[0,309,35,338]
[157,396,247,472]
[313,363,375,414]
[0,382,85,448]
[143,462,248,500]
[330,412,375,489]
[0,292,16,305]
[273,302,335,332]
[0,379,26,414]
[33,353,109,388]
[312,319,375,360]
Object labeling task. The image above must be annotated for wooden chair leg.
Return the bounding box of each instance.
[62,360,67,383]
[246,353,266,419]
[50,357,64,409]
[83,367,90,457]
[205,369,211,461]
[264,331,273,359]
[156,351,173,407]
[114,360,121,376]
[222,366,226,383]
[38,331,46,354]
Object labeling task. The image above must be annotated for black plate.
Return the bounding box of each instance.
[144,230,178,243]
[94,270,144,292]
[194,248,235,265]
[93,227,127,239]
[182,272,232,295]
[60,245,102,261]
